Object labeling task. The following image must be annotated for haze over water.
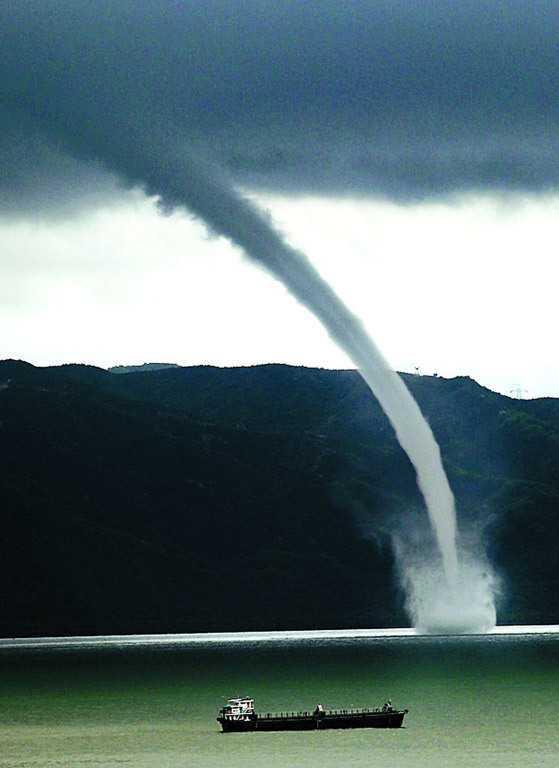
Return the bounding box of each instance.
[2,630,558,768]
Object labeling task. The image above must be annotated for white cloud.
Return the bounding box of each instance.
[1,191,557,398]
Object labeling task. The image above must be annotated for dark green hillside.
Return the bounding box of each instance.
[1,359,558,636]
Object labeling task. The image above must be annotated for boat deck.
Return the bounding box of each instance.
[219,706,407,732]
[259,706,388,719]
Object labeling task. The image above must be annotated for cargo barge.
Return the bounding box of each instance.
[217,696,408,732]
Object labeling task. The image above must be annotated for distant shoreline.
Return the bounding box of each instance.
[2,625,558,650]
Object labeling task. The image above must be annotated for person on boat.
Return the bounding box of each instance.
[382,699,393,712]
[314,704,325,716]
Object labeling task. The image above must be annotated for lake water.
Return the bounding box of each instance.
[1,628,558,768]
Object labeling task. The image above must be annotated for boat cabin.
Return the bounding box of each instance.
[220,697,255,719]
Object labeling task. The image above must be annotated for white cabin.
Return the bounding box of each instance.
[221,697,255,719]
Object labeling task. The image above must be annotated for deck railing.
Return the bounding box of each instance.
[257,707,383,719]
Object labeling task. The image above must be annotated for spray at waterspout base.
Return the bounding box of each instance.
[405,562,497,635]
[394,538,497,634]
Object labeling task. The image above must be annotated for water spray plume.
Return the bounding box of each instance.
[392,534,496,634]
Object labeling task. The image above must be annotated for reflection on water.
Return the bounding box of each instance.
[1,631,558,767]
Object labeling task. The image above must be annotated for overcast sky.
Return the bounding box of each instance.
[1,1,558,397]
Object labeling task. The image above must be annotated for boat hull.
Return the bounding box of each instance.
[218,710,407,732]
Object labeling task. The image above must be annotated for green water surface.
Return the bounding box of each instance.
[1,634,557,768]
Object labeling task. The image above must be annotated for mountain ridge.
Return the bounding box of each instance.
[1,359,558,636]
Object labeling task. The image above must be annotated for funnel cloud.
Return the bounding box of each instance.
[9,111,469,623]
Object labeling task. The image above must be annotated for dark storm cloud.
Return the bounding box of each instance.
[1,0,558,212]
[0,110,125,218]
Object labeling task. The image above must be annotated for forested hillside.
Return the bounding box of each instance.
[1,360,558,636]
